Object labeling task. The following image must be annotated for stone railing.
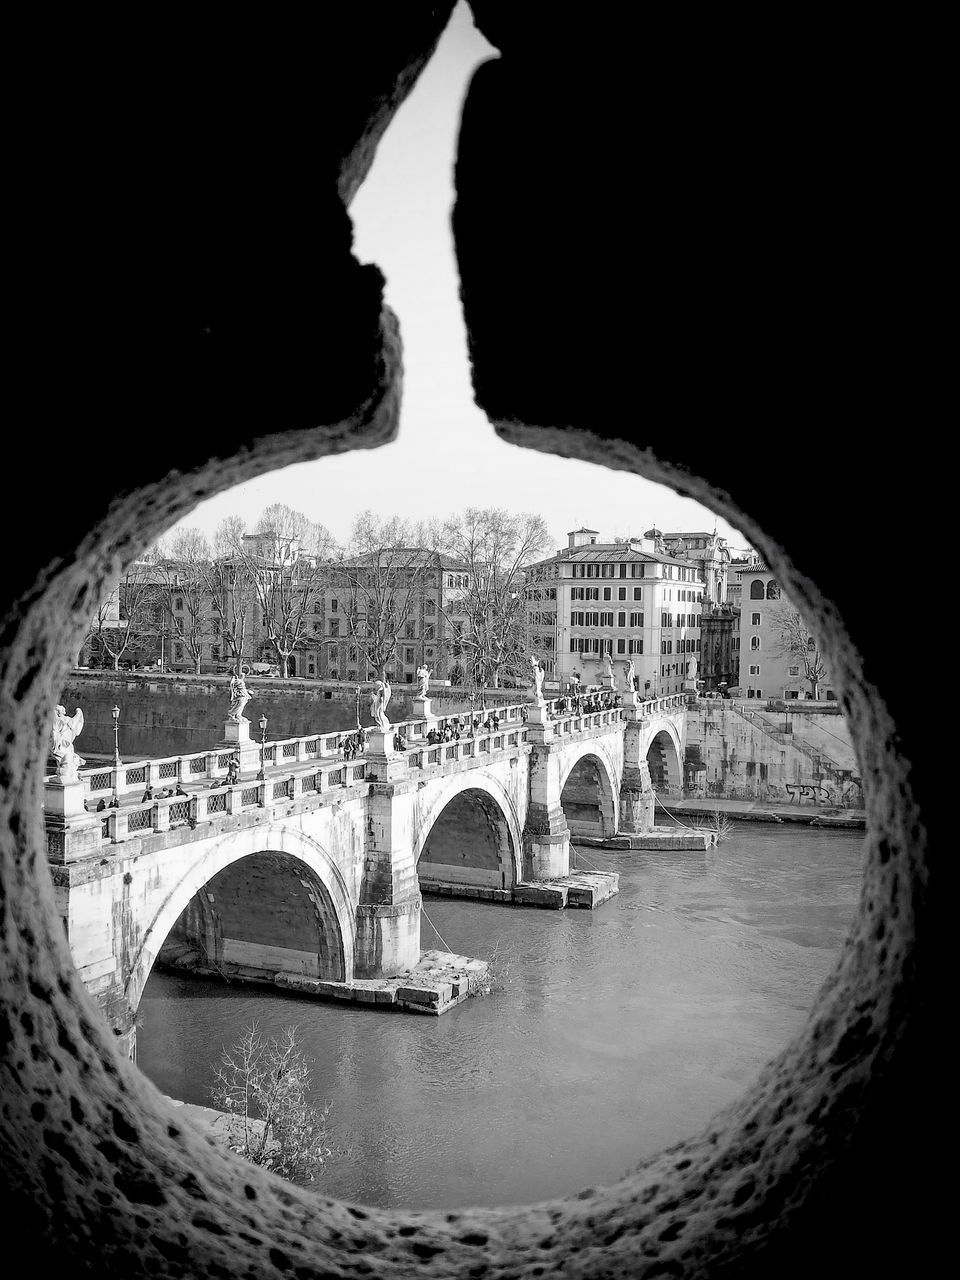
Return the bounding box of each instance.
[72,694,685,806]
[50,694,676,857]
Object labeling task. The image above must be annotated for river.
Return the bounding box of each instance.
[137,824,863,1210]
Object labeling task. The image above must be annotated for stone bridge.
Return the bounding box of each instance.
[44,692,686,1053]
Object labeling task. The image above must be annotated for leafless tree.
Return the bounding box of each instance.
[210,1022,333,1186]
[336,512,441,681]
[157,528,215,674]
[237,506,335,677]
[85,562,166,670]
[439,508,550,693]
[769,600,828,699]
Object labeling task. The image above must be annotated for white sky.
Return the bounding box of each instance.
[170,2,750,556]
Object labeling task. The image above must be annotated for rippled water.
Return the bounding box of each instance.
[137,825,863,1210]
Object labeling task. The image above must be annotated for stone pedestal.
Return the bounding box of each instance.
[45,777,104,863]
[44,776,87,820]
[410,695,437,728]
[620,690,641,720]
[600,674,615,689]
[216,717,260,773]
[524,701,554,741]
[364,728,409,781]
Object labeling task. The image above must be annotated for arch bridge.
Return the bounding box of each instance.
[44,694,685,1052]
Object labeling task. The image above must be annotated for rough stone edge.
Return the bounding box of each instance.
[0,369,923,1273]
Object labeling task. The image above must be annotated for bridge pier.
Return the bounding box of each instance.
[523,740,571,879]
[359,747,424,977]
[618,761,656,834]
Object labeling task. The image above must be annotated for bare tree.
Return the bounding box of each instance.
[238,507,335,677]
[769,600,828,699]
[86,562,165,669]
[210,1022,333,1185]
[204,517,255,673]
[439,509,550,693]
[158,528,214,674]
[336,513,440,681]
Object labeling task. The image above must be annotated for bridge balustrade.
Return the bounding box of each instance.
[55,693,669,856]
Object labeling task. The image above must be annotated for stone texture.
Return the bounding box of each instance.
[0,5,938,1278]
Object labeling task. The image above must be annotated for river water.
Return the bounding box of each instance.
[137,825,863,1210]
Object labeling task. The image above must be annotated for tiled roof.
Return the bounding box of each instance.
[534,545,698,568]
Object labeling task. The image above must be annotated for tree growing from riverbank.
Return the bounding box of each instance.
[210,1022,333,1184]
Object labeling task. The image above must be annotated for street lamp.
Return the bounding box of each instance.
[112,705,121,765]
[257,713,268,781]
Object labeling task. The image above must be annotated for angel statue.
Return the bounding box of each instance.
[415,663,431,699]
[228,667,251,723]
[50,705,85,783]
[370,678,392,731]
[602,650,614,680]
[686,657,699,682]
[622,657,636,692]
[529,652,546,704]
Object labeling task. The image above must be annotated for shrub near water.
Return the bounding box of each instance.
[210,1022,334,1184]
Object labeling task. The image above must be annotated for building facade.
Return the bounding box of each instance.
[735,562,836,701]
[525,528,704,697]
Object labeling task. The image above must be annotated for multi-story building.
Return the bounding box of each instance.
[525,528,704,696]
[735,561,836,701]
[312,549,471,685]
[661,530,730,606]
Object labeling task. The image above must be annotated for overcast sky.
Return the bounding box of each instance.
[169,2,750,556]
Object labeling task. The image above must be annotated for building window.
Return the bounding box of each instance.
[788,665,800,676]
[600,612,614,626]
[628,639,643,654]
[330,598,338,612]
[616,639,626,653]
[633,587,642,600]
[630,612,643,627]
[425,600,436,615]
[618,587,626,600]
[751,612,761,626]
[618,611,626,627]
[329,620,339,637]
[766,580,780,599]
[750,636,761,650]
[750,581,765,599]
[749,664,760,675]
[405,648,415,663]
[174,597,183,611]
[603,587,611,600]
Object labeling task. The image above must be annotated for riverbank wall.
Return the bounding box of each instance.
[57,671,518,760]
[683,702,862,808]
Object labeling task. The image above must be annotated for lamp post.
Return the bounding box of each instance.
[257,714,268,781]
[112,705,121,765]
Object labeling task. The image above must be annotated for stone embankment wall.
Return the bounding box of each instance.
[57,671,516,760]
[684,702,862,808]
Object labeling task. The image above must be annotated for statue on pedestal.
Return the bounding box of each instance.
[227,667,251,722]
[50,705,85,783]
[370,678,392,730]
[686,657,699,682]
[602,651,614,681]
[415,663,431,699]
[622,658,636,691]
[529,653,546,704]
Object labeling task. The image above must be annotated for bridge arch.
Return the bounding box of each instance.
[642,719,684,795]
[125,824,356,1015]
[557,738,621,838]
[413,770,523,892]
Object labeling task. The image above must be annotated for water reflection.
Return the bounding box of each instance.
[138,825,863,1209]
